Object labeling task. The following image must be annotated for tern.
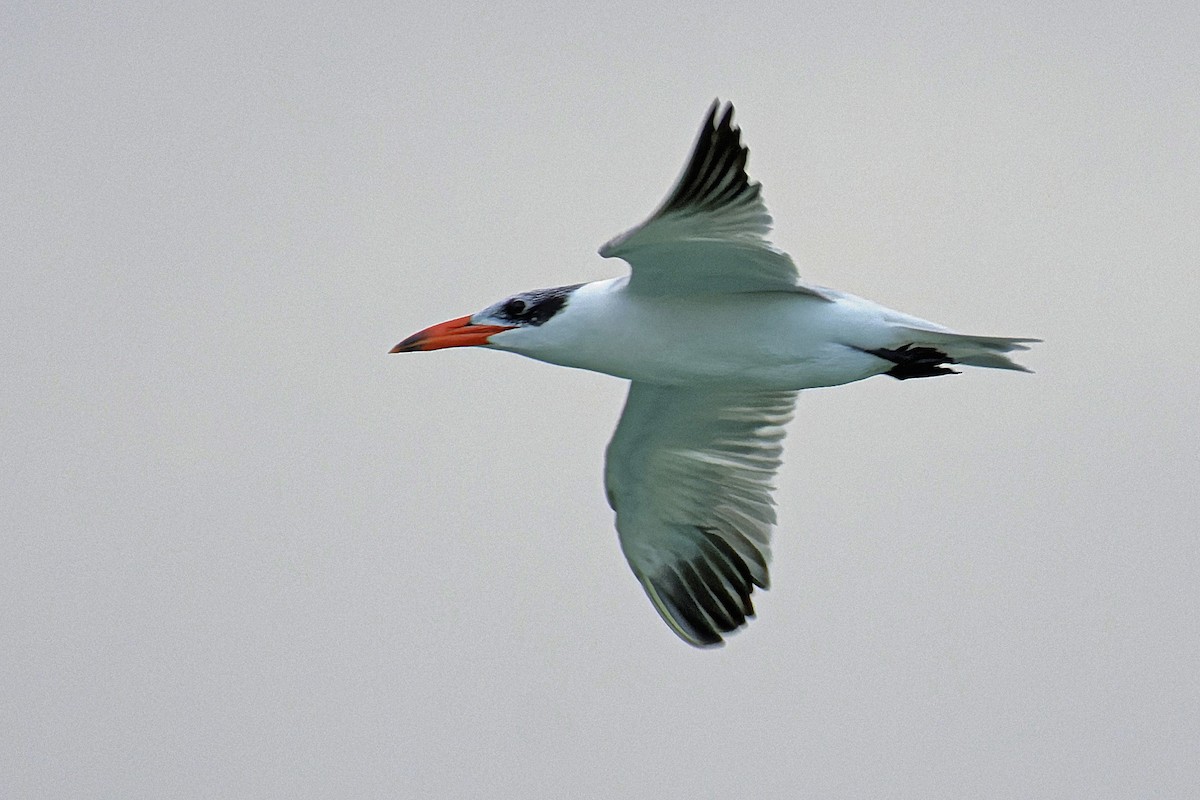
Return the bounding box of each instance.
[393,101,1036,647]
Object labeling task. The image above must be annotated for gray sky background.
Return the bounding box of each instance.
[3,2,1197,797]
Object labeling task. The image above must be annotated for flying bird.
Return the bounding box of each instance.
[393,101,1037,647]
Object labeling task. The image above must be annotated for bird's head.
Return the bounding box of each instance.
[390,283,583,354]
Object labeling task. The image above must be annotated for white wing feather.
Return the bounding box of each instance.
[604,382,798,647]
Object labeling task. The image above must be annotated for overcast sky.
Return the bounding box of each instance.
[3,2,1198,797]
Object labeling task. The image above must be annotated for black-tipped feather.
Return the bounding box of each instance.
[678,560,739,630]
[721,527,772,589]
[660,101,760,217]
[656,569,723,646]
[699,527,759,591]
[695,536,749,594]
[691,559,749,627]
[666,101,719,211]
[695,536,756,618]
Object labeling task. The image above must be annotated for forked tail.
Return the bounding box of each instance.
[869,327,1038,380]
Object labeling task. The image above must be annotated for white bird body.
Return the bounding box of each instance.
[491,277,977,390]
[394,101,1037,647]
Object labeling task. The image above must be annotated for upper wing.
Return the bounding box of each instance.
[604,382,798,647]
[599,100,831,299]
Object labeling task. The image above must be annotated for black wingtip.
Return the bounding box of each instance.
[656,569,726,647]
[706,97,721,121]
[659,100,756,217]
[640,523,771,648]
[703,99,738,134]
[717,101,735,132]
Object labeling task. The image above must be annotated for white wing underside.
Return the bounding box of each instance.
[605,383,798,646]
[600,101,833,300]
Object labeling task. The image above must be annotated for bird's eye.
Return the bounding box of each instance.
[504,298,527,318]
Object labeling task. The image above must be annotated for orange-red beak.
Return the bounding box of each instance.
[390,315,515,353]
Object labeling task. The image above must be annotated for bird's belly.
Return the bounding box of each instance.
[571,340,885,390]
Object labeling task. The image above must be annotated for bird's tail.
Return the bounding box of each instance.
[893,325,1040,372]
